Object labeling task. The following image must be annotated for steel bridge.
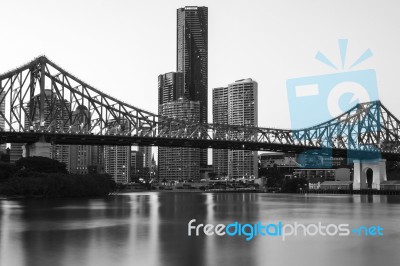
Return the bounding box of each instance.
[1,56,400,160]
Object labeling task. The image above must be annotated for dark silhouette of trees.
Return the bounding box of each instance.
[0,156,115,197]
[15,156,68,174]
[282,178,308,193]
[0,162,16,182]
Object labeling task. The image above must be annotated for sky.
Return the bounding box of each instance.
[1,0,400,161]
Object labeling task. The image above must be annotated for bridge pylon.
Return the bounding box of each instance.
[353,159,387,190]
[22,137,51,158]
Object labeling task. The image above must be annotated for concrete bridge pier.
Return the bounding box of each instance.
[22,138,51,158]
[353,159,387,190]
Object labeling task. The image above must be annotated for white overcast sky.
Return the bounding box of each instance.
[1,0,400,129]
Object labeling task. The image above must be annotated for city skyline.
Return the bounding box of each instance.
[1,2,400,265]
[1,1,400,180]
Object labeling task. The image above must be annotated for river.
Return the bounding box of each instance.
[1,193,400,266]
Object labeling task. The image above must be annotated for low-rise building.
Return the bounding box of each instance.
[380,180,400,191]
[293,168,336,181]
[320,181,353,190]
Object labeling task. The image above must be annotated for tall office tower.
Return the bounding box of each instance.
[156,72,184,179]
[88,146,105,174]
[69,106,91,174]
[158,72,201,181]
[139,146,152,169]
[25,90,70,168]
[228,79,258,179]
[130,150,144,182]
[158,99,200,181]
[177,6,208,167]
[104,145,131,183]
[104,121,130,183]
[212,87,229,177]
[158,72,183,110]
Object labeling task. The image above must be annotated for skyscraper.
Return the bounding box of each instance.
[139,146,152,169]
[69,106,91,174]
[158,72,183,108]
[177,6,208,166]
[104,145,130,183]
[158,71,201,181]
[212,87,229,177]
[130,150,144,182]
[213,79,258,179]
[158,98,200,181]
[228,79,258,179]
[25,90,70,167]
[104,120,131,183]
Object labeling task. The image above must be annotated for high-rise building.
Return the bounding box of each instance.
[228,79,258,179]
[139,146,152,169]
[104,145,130,183]
[158,72,183,108]
[177,6,208,166]
[104,121,130,183]
[68,106,103,175]
[25,90,70,167]
[212,87,229,177]
[213,79,258,179]
[158,99,200,181]
[88,146,105,174]
[130,150,144,182]
[158,71,202,181]
[69,106,91,174]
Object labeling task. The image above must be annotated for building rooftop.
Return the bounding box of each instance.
[231,78,255,84]
[320,181,353,186]
[381,180,400,185]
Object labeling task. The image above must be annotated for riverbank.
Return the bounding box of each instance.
[299,189,400,195]
[111,188,400,195]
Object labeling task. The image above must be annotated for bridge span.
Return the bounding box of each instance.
[1,56,400,159]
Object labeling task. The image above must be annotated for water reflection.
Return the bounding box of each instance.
[1,193,400,266]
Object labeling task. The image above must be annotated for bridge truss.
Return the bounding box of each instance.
[1,56,400,160]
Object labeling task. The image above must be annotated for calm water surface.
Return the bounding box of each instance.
[1,193,400,266]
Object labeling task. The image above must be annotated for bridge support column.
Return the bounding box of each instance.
[353,159,387,190]
[22,141,51,158]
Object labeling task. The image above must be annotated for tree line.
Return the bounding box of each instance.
[0,157,115,197]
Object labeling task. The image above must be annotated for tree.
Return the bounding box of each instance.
[282,178,308,193]
[15,156,68,174]
[386,161,400,180]
[0,162,16,182]
[208,172,217,179]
